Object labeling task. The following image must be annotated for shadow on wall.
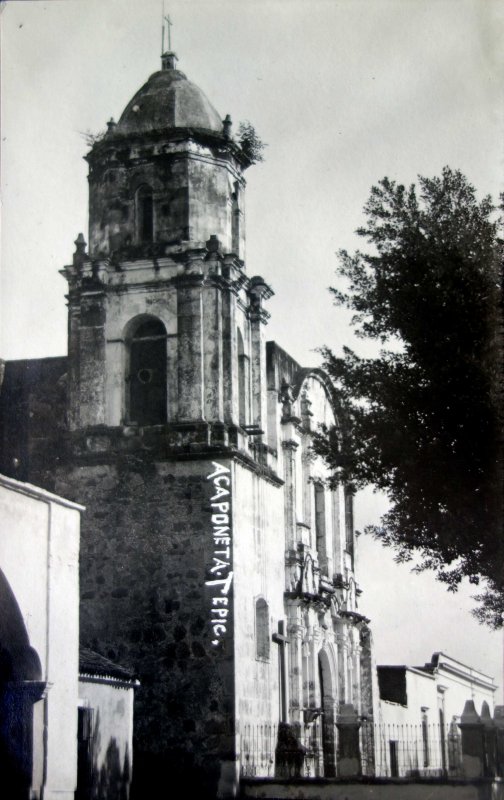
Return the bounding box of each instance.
[76,708,131,800]
[0,568,45,800]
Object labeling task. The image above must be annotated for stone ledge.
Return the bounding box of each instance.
[240,776,504,800]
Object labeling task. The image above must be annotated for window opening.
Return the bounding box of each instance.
[128,319,167,426]
[389,740,399,777]
[255,598,270,660]
[421,709,430,768]
[439,706,447,773]
[137,186,154,243]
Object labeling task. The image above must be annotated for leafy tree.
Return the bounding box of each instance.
[237,121,267,164]
[315,167,503,627]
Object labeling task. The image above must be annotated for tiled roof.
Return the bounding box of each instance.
[79,646,136,682]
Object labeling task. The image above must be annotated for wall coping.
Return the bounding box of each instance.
[0,473,85,512]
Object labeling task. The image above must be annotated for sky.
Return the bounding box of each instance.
[1,0,503,699]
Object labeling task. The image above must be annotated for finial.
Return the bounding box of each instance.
[74,233,87,250]
[107,117,116,132]
[73,233,87,267]
[223,115,232,139]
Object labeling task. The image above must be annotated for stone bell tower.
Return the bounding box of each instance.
[57,51,277,800]
[63,50,268,443]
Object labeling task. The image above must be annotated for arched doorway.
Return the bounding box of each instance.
[318,649,336,777]
[0,569,44,800]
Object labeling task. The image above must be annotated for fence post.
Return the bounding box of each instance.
[458,700,485,778]
[494,706,504,778]
[336,703,361,777]
[481,701,496,777]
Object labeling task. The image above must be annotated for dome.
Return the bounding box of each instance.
[115,54,223,136]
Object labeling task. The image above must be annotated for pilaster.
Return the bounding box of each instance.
[287,615,304,727]
[222,254,243,427]
[175,251,206,422]
[202,243,225,423]
[282,438,299,550]
[248,276,273,433]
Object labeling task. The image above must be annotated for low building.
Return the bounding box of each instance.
[371,652,496,777]
[0,474,81,799]
[0,474,137,800]
[78,648,138,800]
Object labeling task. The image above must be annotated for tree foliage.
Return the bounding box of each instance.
[315,167,503,627]
[237,121,267,164]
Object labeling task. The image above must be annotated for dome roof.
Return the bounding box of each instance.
[116,55,223,136]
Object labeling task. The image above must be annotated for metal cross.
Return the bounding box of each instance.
[164,14,173,51]
[272,620,290,722]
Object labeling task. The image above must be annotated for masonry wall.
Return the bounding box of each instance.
[0,358,67,486]
[55,456,237,798]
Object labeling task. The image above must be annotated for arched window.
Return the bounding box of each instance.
[255,598,270,661]
[128,318,167,426]
[136,185,154,243]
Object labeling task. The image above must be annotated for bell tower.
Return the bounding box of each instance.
[56,55,277,798]
[62,52,271,450]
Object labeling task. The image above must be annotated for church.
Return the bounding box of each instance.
[0,49,373,798]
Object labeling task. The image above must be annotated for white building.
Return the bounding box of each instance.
[372,652,496,778]
[0,474,137,800]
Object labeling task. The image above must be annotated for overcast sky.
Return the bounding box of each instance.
[1,0,503,699]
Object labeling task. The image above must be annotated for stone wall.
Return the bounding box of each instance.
[56,455,237,798]
[0,357,67,486]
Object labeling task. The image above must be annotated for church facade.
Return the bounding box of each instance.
[0,52,373,798]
